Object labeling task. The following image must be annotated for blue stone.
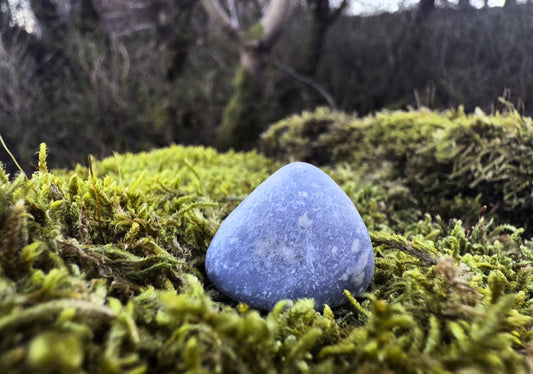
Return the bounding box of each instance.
[205,162,374,310]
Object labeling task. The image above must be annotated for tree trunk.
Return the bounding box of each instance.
[200,0,293,80]
[299,0,347,78]
[0,0,11,34]
[274,0,344,117]
[200,0,294,149]
[458,0,471,9]
[73,0,100,32]
[417,0,435,19]
[504,0,517,7]
[163,0,196,80]
[239,43,267,83]
[216,67,263,150]
[30,0,63,37]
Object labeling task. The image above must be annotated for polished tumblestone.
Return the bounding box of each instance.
[205,162,374,310]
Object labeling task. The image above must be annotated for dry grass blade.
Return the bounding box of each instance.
[88,155,105,243]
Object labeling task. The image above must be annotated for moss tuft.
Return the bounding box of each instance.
[1,110,533,372]
[261,107,533,232]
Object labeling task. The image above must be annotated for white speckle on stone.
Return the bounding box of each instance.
[280,243,297,262]
[253,237,276,259]
[341,266,355,282]
[351,239,361,253]
[331,246,338,255]
[298,191,308,198]
[340,264,365,287]
[352,271,364,287]
[298,212,313,229]
[358,251,369,270]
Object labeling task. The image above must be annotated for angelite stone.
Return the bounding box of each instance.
[205,162,374,310]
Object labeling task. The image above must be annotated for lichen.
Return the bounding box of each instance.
[1,109,533,372]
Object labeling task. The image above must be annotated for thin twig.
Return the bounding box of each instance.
[370,232,438,266]
[329,0,349,23]
[0,134,28,180]
[88,155,105,243]
[227,0,240,28]
[270,60,337,109]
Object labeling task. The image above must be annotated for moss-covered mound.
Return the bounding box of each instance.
[1,110,533,373]
[261,107,533,233]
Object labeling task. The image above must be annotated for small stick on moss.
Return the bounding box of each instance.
[344,290,371,319]
[371,232,438,266]
[0,299,116,334]
[0,134,28,180]
[89,155,105,243]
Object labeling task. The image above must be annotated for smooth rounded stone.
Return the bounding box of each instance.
[205,162,374,310]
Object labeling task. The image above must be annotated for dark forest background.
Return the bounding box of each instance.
[0,0,531,174]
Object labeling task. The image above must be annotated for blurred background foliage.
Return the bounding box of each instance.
[0,0,532,173]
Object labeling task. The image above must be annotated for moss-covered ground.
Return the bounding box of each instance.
[2,108,533,373]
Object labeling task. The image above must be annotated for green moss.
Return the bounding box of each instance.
[244,22,263,41]
[261,106,533,232]
[1,111,533,372]
[217,67,263,150]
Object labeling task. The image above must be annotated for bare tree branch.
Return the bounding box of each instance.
[226,0,239,28]
[199,0,241,42]
[270,59,337,110]
[260,0,293,49]
[329,0,348,23]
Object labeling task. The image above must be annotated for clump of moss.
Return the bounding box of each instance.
[0,144,278,373]
[261,106,533,232]
[1,111,533,373]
